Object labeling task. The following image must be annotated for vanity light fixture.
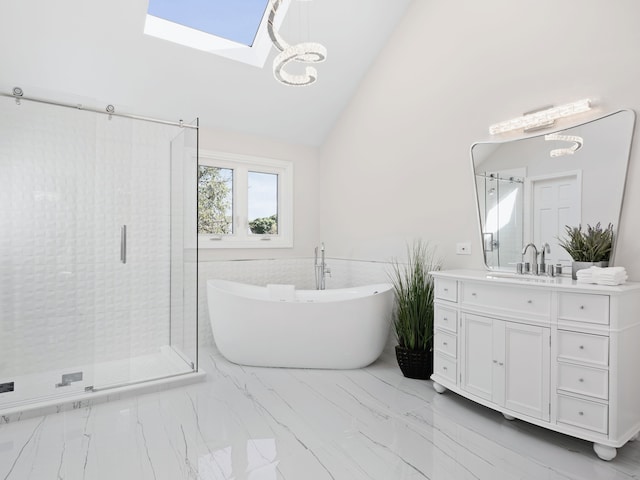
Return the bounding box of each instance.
[267,0,327,87]
[489,99,592,135]
[545,133,584,157]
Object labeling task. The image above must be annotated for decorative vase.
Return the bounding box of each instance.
[571,261,609,280]
[395,345,433,380]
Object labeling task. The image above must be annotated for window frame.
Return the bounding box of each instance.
[198,150,293,248]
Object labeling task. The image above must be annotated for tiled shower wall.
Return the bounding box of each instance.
[0,98,182,378]
[197,257,393,348]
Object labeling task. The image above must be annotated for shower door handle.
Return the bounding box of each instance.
[120,225,127,264]
[483,232,495,252]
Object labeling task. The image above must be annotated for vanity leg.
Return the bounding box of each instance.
[432,381,447,394]
[503,413,516,421]
[593,443,617,461]
[629,433,639,442]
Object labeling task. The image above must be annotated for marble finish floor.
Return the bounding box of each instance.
[1,345,639,480]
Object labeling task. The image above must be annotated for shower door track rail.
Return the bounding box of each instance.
[1,88,198,129]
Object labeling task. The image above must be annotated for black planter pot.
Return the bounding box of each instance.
[395,345,433,380]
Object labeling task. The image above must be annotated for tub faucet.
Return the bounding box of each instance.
[314,243,331,290]
[521,243,539,275]
[539,243,551,274]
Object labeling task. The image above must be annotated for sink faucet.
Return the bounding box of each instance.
[521,243,539,275]
[539,243,551,274]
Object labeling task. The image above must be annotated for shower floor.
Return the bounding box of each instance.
[0,346,201,419]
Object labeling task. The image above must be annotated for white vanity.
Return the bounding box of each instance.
[430,269,640,461]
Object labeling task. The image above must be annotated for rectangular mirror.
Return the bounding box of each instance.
[472,110,635,271]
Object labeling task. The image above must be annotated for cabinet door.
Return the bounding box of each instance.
[461,314,495,401]
[503,322,550,421]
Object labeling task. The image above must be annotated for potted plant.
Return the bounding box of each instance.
[388,241,441,379]
[558,222,614,279]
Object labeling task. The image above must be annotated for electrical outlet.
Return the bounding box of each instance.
[456,242,471,255]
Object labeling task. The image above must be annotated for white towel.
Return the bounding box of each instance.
[576,267,596,284]
[267,284,296,301]
[576,266,627,286]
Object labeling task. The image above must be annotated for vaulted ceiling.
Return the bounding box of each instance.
[0,0,411,146]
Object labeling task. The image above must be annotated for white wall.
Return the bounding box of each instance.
[198,127,320,261]
[318,0,640,279]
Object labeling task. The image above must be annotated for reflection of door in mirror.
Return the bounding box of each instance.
[525,172,581,266]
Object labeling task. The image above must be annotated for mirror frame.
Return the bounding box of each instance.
[471,109,636,271]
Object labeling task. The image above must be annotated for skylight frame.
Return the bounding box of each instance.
[144,0,292,68]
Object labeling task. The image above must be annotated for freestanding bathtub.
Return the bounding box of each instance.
[207,279,394,369]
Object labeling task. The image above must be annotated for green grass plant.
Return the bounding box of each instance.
[389,241,441,352]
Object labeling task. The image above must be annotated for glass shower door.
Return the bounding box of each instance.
[90,114,198,390]
[169,122,199,371]
[0,97,98,409]
[0,95,199,414]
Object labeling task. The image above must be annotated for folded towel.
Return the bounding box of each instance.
[267,284,296,301]
[576,266,627,286]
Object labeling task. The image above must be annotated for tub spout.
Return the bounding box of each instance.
[315,243,329,290]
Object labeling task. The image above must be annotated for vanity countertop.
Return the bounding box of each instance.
[430,269,640,294]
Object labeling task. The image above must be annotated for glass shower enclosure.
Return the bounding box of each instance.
[0,93,199,414]
[475,172,525,269]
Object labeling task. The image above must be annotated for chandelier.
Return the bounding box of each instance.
[267,0,327,87]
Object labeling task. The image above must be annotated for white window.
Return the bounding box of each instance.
[198,151,293,248]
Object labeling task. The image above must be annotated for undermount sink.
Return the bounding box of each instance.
[485,272,518,279]
[485,272,559,283]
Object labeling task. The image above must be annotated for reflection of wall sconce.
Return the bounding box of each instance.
[544,133,584,157]
[489,99,592,135]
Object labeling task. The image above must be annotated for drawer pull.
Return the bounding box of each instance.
[579,378,584,383]
[579,411,584,416]
[443,317,448,322]
[471,292,477,297]
[443,288,449,292]
[443,342,448,346]
[443,366,448,371]
[527,300,532,304]
[493,360,497,364]
[579,345,585,350]
[498,362,504,366]
[580,305,585,310]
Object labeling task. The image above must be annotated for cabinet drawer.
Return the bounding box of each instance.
[461,282,550,317]
[557,330,609,367]
[557,363,608,400]
[558,293,609,325]
[434,353,457,384]
[557,395,608,434]
[435,306,457,333]
[434,330,456,358]
[435,279,457,302]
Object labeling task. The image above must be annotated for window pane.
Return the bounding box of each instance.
[147,0,269,46]
[248,171,278,235]
[198,165,233,234]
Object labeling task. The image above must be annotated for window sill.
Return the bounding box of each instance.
[198,235,293,249]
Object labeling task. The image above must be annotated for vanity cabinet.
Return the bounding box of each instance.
[461,314,550,421]
[431,270,640,461]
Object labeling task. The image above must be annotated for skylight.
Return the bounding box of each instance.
[147,0,269,47]
[144,0,290,68]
